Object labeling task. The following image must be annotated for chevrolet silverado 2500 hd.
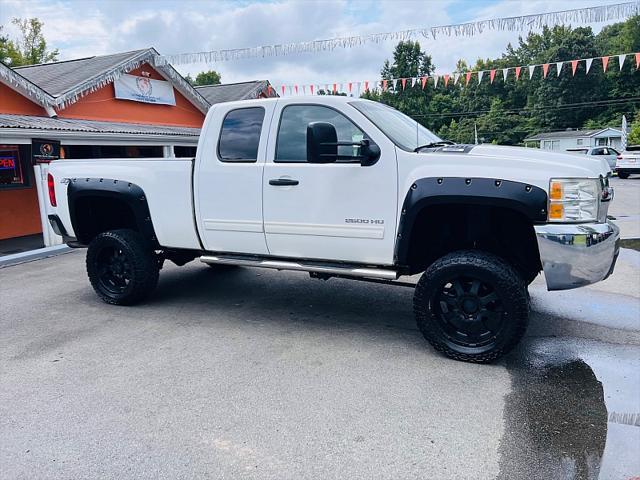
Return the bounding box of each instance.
[47,96,619,363]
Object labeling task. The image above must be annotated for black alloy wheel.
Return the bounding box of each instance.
[414,250,529,363]
[86,229,159,305]
[433,275,505,350]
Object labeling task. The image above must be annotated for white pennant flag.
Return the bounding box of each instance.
[392,79,398,90]
[477,71,484,84]
[411,77,417,87]
[433,75,439,88]
[556,62,563,76]
[585,58,593,74]
[619,54,626,70]
[356,82,361,95]
[528,65,536,79]
[454,73,461,85]
[502,68,509,82]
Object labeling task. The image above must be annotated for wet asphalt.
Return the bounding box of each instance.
[1,249,639,479]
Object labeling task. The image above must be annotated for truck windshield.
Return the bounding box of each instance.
[350,100,442,151]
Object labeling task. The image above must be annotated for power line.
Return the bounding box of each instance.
[408,96,640,118]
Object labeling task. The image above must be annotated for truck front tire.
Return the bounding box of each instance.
[86,229,159,305]
[414,250,529,363]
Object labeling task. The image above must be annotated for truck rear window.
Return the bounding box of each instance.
[218,107,265,162]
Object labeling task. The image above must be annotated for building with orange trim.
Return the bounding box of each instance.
[0,48,275,251]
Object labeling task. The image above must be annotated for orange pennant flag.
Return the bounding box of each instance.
[401,78,407,90]
[364,81,369,92]
[421,76,427,89]
[465,71,472,85]
[515,66,522,80]
[542,63,550,78]
[310,85,314,95]
[332,83,337,93]
[571,59,579,76]
[294,85,298,94]
[489,69,496,83]
[443,74,450,87]
[602,56,609,72]
[635,52,640,69]
[382,79,388,91]
[348,82,353,93]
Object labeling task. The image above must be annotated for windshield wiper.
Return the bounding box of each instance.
[414,141,455,152]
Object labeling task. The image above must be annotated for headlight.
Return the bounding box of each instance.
[548,178,599,222]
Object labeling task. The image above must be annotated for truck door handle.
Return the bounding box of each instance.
[269,178,299,186]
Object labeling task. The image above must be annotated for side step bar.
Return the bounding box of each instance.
[199,255,399,280]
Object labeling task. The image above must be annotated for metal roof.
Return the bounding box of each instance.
[14,50,149,97]
[195,80,275,105]
[0,114,200,136]
[10,49,210,114]
[524,128,622,141]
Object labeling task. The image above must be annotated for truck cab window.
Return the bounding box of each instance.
[218,107,265,162]
[275,105,365,163]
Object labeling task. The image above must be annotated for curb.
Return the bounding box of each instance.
[0,244,74,268]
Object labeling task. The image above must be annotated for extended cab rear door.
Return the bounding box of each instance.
[262,99,398,265]
[194,101,276,254]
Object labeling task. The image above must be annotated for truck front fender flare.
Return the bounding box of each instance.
[67,177,158,246]
[394,177,548,265]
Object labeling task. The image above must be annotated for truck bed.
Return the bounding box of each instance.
[49,158,202,250]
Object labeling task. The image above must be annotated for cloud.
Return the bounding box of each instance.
[0,0,628,87]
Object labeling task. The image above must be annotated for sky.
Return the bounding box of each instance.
[0,0,630,87]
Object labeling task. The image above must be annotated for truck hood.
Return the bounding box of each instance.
[466,144,610,178]
[401,143,611,194]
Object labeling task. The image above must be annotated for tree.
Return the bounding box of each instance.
[7,18,58,66]
[628,112,640,145]
[0,25,23,65]
[365,15,640,146]
[187,70,222,86]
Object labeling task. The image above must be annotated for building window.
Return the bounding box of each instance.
[0,144,31,189]
[576,138,583,145]
[174,146,197,157]
[62,145,164,159]
[596,138,608,146]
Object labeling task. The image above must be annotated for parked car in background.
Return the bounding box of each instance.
[566,146,619,171]
[616,145,640,179]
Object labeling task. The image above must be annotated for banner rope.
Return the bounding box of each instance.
[154,2,640,66]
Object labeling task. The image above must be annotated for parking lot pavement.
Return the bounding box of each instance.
[609,176,640,239]
[1,251,639,480]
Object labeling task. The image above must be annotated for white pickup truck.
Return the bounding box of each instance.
[47,96,619,363]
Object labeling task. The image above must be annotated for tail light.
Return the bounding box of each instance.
[617,155,622,160]
[47,172,57,206]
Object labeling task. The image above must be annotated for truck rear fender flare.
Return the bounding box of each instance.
[67,177,158,247]
[394,177,548,265]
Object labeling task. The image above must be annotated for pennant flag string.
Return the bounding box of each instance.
[273,50,638,96]
[154,2,640,65]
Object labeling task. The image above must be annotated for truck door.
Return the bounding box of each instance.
[194,102,275,254]
[262,101,398,265]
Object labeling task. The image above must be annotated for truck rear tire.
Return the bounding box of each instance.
[86,229,159,305]
[413,250,528,363]
[617,172,630,179]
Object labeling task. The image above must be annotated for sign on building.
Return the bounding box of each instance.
[114,74,176,106]
[32,139,61,164]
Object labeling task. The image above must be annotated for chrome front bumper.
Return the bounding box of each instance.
[534,221,620,291]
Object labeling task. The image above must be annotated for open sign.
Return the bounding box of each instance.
[0,157,16,170]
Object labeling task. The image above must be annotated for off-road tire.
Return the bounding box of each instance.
[617,172,630,179]
[414,250,529,363]
[86,229,159,305]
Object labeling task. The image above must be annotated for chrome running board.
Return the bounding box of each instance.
[199,255,399,280]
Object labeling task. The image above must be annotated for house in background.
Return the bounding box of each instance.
[524,128,622,151]
[195,80,276,105]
